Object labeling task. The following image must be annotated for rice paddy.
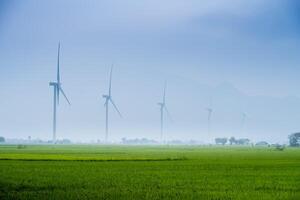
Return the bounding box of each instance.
[0,145,299,199]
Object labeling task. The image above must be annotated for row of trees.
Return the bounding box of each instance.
[215,133,300,147]
[289,133,300,147]
[215,137,250,145]
[0,134,299,146]
[121,138,158,145]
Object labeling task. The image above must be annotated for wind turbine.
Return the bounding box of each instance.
[49,43,71,143]
[157,82,172,143]
[102,66,122,143]
[241,112,247,135]
[206,97,213,136]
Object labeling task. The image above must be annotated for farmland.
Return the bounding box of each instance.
[0,145,299,199]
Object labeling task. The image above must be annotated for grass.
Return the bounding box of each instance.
[0,145,299,199]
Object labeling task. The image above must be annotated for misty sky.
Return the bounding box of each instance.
[1,0,300,143]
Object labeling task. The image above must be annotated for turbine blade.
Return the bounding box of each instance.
[164,106,173,122]
[208,112,211,120]
[109,98,122,118]
[57,85,60,105]
[163,81,167,104]
[242,112,247,123]
[104,98,108,107]
[57,42,61,84]
[59,86,71,105]
[207,109,212,121]
[208,96,213,109]
[109,65,113,96]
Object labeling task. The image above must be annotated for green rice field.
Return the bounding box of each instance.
[0,145,299,199]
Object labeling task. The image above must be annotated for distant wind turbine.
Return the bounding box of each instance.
[102,66,122,143]
[49,43,71,143]
[157,82,172,143]
[206,97,213,136]
[241,112,247,135]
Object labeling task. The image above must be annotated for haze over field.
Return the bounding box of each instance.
[1,0,300,143]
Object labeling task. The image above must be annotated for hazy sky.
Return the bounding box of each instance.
[1,0,300,143]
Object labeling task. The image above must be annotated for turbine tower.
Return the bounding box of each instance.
[49,43,71,143]
[206,97,213,136]
[102,66,122,143]
[157,82,172,143]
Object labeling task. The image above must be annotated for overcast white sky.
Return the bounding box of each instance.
[0,0,300,143]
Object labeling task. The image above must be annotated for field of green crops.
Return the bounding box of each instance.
[0,145,299,200]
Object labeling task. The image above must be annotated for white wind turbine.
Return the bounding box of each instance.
[157,82,172,143]
[49,43,71,143]
[241,112,247,135]
[206,97,213,136]
[102,66,122,143]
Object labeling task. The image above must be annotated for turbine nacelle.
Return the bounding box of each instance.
[206,108,213,113]
[242,113,247,118]
[157,102,164,107]
[49,82,58,86]
[49,82,62,87]
[102,94,110,99]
